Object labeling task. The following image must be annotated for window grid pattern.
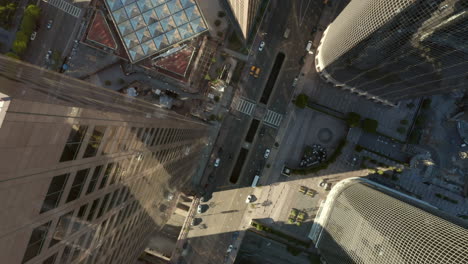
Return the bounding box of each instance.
[317,180,468,264]
[316,0,468,103]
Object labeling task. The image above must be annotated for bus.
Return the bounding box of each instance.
[251,175,260,188]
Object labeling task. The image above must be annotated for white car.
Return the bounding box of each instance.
[197,205,203,214]
[214,158,220,167]
[245,195,253,203]
[227,245,234,253]
[264,149,270,159]
[30,31,37,41]
[258,41,265,51]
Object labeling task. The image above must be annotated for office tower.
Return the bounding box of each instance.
[0,56,209,264]
[222,0,261,40]
[315,0,468,105]
[309,178,468,264]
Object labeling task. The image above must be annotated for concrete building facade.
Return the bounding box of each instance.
[222,0,261,40]
[315,0,468,105]
[0,56,209,264]
[310,178,468,264]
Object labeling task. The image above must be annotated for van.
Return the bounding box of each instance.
[306,41,314,54]
[251,175,260,188]
[283,28,290,39]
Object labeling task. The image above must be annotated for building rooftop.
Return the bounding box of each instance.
[104,0,208,62]
[86,9,118,50]
[153,45,195,77]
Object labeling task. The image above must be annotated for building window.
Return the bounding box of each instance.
[87,198,100,221]
[71,204,88,234]
[49,210,74,247]
[99,163,114,189]
[66,169,89,203]
[42,252,58,264]
[40,174,69,214]
[59,245,72,263]
[87,165,103,195]
[83,126,106,158]
[22,221,52,263]
[60,125,88,162]
[96,193,110,219]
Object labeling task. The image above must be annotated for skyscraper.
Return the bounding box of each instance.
[222,0,261,40]
[309,178,468,264]
[315,0,468,105]
[0,56,209,264]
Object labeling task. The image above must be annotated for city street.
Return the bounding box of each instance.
[180,1,336,263]
[23,0,86,69]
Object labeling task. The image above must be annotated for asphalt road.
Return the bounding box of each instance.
[24,0,82,69]
[185,0,327,263]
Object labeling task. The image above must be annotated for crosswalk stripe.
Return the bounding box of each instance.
[44,0,81,17]
[234,98,256,116]
[263,110,283,127]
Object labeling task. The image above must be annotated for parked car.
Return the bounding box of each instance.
[264,148,271,159]
[227,245,234,253]
[45,50,52,60]
[30,31,37,40]
[197,205,203,214]
[214,158,220,167]
[258,41,265,51]
[46,20,53,29]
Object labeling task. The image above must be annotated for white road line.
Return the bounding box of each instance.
[44,0,81,17]
[263,110,283,127]
[235,98,256,116]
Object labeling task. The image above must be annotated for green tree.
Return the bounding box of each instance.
[397,127,406,134]
[12,31,28,54]
[346,112,361,127]
[400,119,408,125]
[295,94,309,108]
[214,19,221,27]
[361,118,378,133]
[20,15,35,35]
[24,5,41,19]
[214,95,220,102]
[5,52,20,59]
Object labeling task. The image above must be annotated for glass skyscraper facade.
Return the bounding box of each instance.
[315,0,468,105]
[0,55,209,264]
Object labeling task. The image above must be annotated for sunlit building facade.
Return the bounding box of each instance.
[222,0,261,40]
[310,178,468,264]
[315,0,468,105]
[0,56,208,264]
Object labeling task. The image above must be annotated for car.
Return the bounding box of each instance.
[197,205,203,214]
[264,149,270,159]
[226,245,234,253]
[461,143,467,148]
[46,20,53,29]
[45,50,52,60]
[249,65,256,75]
[30,31,37,40]
[191,218,201,226]
[292,77,299,87]
[254,67,261,78]
[214,158,220,167]
[258,41,265,51]
[245,195,253,203]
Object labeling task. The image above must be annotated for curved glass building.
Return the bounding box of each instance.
[309,178,468,264]
[315,0,468,105]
